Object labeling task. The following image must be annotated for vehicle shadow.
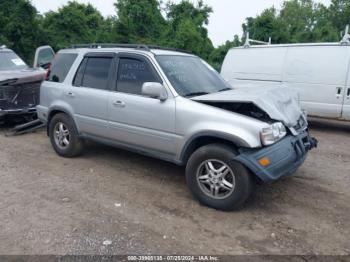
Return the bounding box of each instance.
[0,121,13,133]
[81,140,302,212]
[308,117,350,133]
[82,140,185,182]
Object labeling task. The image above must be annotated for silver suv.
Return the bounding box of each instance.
[37,44,317,211]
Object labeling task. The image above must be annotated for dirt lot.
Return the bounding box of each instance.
[0,119,349,256]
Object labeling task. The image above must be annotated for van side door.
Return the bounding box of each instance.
[69,52,115,137]
[283,45,348,119]
[342,49,350,120]
[342,88,350,120]
[107,53,176,158]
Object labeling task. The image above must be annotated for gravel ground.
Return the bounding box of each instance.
[0,119,349,255]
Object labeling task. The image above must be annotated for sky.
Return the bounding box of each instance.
[31,0,332,47]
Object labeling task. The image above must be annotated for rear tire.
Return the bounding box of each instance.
[186,144,254,211]
[49,113,83,157]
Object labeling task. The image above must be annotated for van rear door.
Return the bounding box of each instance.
[283,45,349,119]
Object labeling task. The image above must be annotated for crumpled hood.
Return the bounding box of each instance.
[0,68,46,86]
[191,86,302,127]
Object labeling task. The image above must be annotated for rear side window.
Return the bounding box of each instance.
[48,53,78,83]
[116,58,160,95]
[73,57,113,90]
[81,57,112,90]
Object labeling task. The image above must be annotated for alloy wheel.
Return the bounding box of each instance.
[196,159,236,200]
[54,122,70,149]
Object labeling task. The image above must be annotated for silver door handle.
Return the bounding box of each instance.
[113,100,126,107]
[66,92,75,98]
[336,87,342,99]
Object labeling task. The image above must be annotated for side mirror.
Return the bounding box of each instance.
[142,82,168,101]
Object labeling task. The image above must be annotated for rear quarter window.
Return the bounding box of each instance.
[48,53,78,83]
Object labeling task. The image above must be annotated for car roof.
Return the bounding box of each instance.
[150,48,194,56]
[0,46,13,52]
[58,44,195,57]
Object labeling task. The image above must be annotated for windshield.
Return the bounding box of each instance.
[0,51,27,71]
[156,55,232,97]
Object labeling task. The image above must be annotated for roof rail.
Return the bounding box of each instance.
[68,43,193,54]
[0,45,7,49]
[69,43,150,50]
[341,25,350,45]
[243,32,271,47]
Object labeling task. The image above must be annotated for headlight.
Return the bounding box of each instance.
[260,122,287,146]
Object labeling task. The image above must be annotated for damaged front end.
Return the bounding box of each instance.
[191,86,303,127]
[191,87,318,183]
[198,101,273,123]
[0,71,45,120]
[0,81,40,116]
[195,99,317,148]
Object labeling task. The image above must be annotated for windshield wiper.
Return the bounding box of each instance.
[184,92,209,98]
[218,88,232,92]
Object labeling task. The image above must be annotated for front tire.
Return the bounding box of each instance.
[186,144,253,211]
[49,113,83,157]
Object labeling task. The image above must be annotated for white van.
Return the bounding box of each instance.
[221,42,350,121]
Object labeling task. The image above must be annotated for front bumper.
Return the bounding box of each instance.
[0,80,40,118]
[0,107,37,117]
[235,131,317,183]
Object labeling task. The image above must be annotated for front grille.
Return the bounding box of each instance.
[0,81,40,110]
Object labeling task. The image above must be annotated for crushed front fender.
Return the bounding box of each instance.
[235,131,317,183]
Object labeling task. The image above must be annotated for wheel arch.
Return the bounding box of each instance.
[179,131,250,165]
[46,107,75,136]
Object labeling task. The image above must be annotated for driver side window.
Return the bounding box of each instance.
[116,57,160,96]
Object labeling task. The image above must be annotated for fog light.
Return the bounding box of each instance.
[259,157,270,167]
